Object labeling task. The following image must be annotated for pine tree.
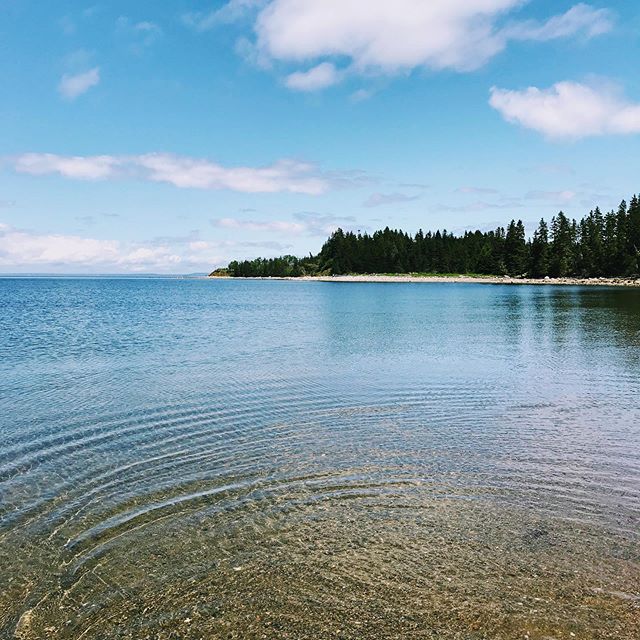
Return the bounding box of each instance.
[504,220,528,276]
[550,212,575,277]
[627,196,640,274]
[530,219,550,278]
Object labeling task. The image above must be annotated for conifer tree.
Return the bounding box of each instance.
[504,220,527,276]
[226,193,640,279]
[550,212,575,277]
[530,219,550,278]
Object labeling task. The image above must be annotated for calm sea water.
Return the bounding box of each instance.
[1,278,639,639]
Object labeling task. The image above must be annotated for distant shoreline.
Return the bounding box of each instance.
[208,274,640,287]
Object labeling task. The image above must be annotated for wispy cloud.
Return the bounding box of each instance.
[59,16,76,36]
[116,16,163,51]
[525,190,576,203]
[397,182,429,190]
[524,163,575,176]
[58,67,100,100]
[490,80,640,139]
[438,198,524,212]
[212,212,358,236]
[11,152,365,195]
[293,212,359,235]
[213,218,306,233]
[59,7,101,36]
[364,192,420,208]
[443,188,598,214]
[350,89,375,103]
[134,154,327,193]
[456,186,499,195]
[182,0,264,31]
[503,4,613,41]
[75,215,96,226]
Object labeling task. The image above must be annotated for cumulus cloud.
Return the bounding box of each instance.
[15,153,119,180]
[58,67,100,100]
[0,223,287,273]
[0,224,192,272]
[285,62,341,91]
[363,192,420,208]
[11,152,360,195]
[489,80,640,139]
[0,224,121,267]
[244,0,612,85]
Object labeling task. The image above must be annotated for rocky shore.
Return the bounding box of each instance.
[209,274,640,287]
[302,275,640,286]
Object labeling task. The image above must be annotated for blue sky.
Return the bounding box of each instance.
[1,0,639,273]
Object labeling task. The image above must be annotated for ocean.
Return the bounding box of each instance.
[1,277,639,638]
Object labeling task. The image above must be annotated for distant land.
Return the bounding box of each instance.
[211,194,640,282]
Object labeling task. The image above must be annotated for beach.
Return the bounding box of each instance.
[210,274,640,287]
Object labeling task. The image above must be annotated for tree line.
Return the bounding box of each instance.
[222,194,640,278]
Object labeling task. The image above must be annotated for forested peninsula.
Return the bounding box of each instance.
[212,194,640,280]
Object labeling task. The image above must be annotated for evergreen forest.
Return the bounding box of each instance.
[220,195,640,279]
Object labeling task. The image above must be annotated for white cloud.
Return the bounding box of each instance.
[525,190,576,203]
[293,212,359,235]
[214,218,307,233]
[350,88,374,103]
[212,212,358,236]
[15,153,119,180]
[132,21,161,34]
[364,192,420,208]
[438,198,524,212]
[0,226,118,267]
[183,0,264,31]
[116,17,163,48]
[249,0,612,84]
[489,80,640,139]
[58,67,100,100]
[11,152,358,195]
[504,3,613,41]
[285,62,341,91]
[135,154,327,193]
[0,223,241,273]
[456,186,499,195]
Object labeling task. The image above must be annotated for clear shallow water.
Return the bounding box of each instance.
[1,278,639,639]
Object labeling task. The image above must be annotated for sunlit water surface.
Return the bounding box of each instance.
[1,278,639,639]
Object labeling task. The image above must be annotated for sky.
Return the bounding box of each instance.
[1,0,639,273]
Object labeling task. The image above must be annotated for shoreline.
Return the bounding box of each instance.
[209,274,640,287]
